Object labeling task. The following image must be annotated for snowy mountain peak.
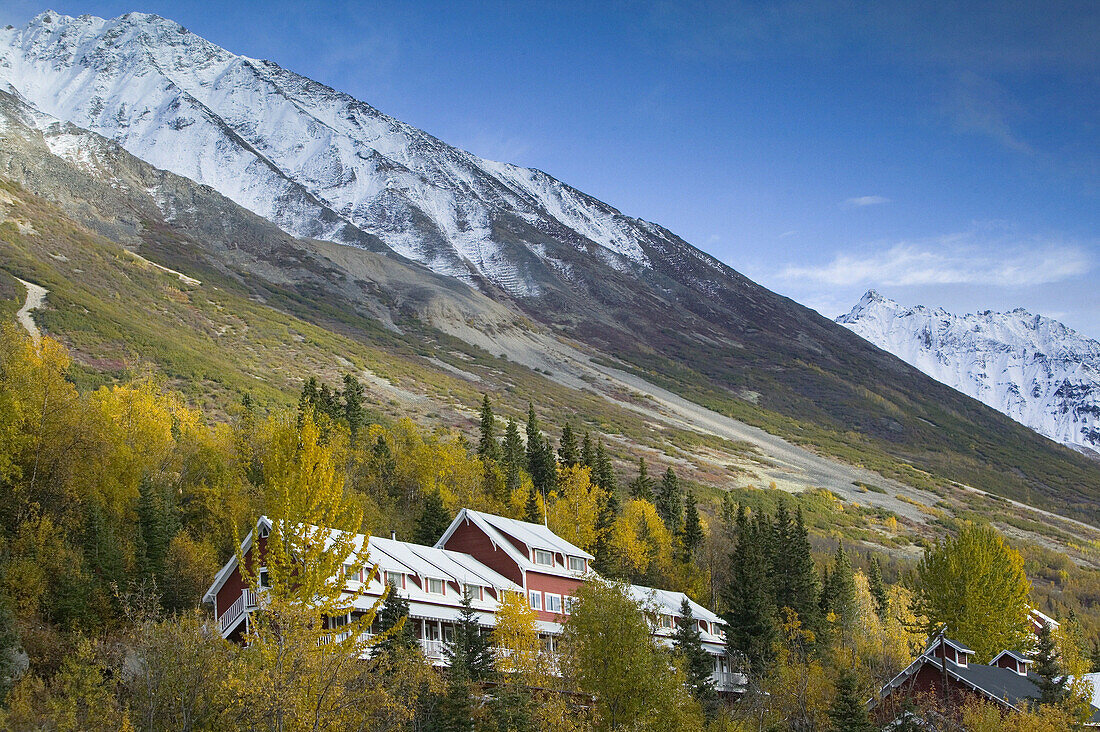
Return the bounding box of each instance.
[838,293,1100,455]
[0,10,688,297]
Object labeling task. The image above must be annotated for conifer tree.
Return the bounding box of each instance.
[558,422,578,468]
[826,544,858,630]
[628,457,653,500]
[342,373,365,441]
[656,467,683,532]
[446,594,494,683]
[317,382,339,421]
[681,491,703,562]
[524,485,541,524]
[673,598,718,717]
[438,647,474,732]
[375,583,418,654]
[581,430,595,470]
[525,403,555,497]
[137,477,178,585]
[1033,621,1069,705]
[477,394,500,462]
[594,439,616,492]
[724,508,778,676]
[868,556,888,621]
[771,505,820,629]
[828,670,875,732]
[413,488,452,545]
[501,417,524,495]
[369,435,397,496]
[593,484,620,574]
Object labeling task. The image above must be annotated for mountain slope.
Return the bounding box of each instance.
[838,291,1100,457]
[3,10,1100,523]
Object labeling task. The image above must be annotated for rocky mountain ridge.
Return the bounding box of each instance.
[838,290,1100,456]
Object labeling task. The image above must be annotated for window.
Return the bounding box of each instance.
[258,524,270,538]
[567,556,586,572]
[659,614,674,629]
[427,578,445,595]
[385,571,405,588]
[545,593,562,613]
[258,569,271,588]
[529,590,542,611]
[328,613,350,629]
[343,564,356,580]
[563,595,575,614]
[464,584,483,601]
[533,549,554,566]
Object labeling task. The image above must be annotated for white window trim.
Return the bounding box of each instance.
[533,549,554,567]
[385,571,406,589]
[567,556,586,572]
[529,590,543,611]
[427,577,446,595]
[562,595,575,614]
[545,593,562,613]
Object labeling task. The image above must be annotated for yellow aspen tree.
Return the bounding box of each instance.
[490,590,546,688]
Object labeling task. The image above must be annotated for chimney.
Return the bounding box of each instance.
[391,530,397,541]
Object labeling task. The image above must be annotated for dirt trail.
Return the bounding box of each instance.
[14,277,47,343]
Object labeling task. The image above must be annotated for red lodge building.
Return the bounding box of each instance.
[203,508,743,693]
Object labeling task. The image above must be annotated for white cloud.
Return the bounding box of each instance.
[780,234,1092,288]
[843,195,891,207]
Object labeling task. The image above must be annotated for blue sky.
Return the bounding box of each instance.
[4,1,1099,335]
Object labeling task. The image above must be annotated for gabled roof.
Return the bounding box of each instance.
[202,515,273,604]
[367,536,521,591]
[628,584,725,627]
[202,515,525,605]
[991,650,1033,665]
[443,509,594,560]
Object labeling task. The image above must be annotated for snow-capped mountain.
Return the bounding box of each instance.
[0,10,708,297]
[838,291,1100,455]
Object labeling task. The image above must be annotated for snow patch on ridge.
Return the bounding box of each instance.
[838,291,1100,453]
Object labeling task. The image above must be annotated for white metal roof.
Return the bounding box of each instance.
[453,509,593,560]
[629,584,725,627]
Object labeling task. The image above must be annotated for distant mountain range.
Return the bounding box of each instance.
[838,291,1100,457]
[2,10,1099,522]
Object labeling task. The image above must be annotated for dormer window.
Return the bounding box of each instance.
[534,549,554,566]
[385,571,405,589]
[567,556,586,572]
[464,584,483,601]
[427,577,445,595]
[259,524,270,538]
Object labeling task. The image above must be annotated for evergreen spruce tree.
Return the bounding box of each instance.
[501,417,524,495]
[1033,621,1069,705]
[723,508,778,676]
[558,422,579,468]
[681,491,703,562]
[628,457,653,500]
[317,382,339,421]
[375,583,418,654]
[581,430,595,470]
[827,544,858,630]
[525,403,556,498]
[438,647,474,732]
[446,594,494,683]
[868,556,888,621]
[413,489,453,545]
[594,439,616,492]
[789,507,822,628]
[828,670,875,732]
[673,598,719,717]
[478,394,501,462]
[370,435,397,497]
[655,467,683,532]
[524,484,541,524]
[136,477,177,585]
[342,373,365,441]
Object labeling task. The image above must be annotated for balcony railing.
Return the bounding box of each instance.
[218,588,257,636]
[711,670,746,691]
